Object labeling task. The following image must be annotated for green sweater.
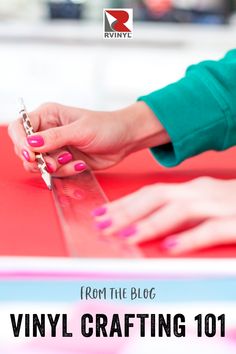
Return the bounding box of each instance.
[138,49,236,167]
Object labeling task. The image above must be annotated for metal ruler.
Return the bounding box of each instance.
[52,170,142,258]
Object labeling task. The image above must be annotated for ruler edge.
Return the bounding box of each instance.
[51,170,142,259]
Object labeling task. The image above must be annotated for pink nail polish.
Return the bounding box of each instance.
[92,206,107,217]
[118,225,137,237]
[22,149,30,162]
[58,152,73,165]
[96,219,112,230]
[27,135,44,147]
[46,162,54,173]
[74,162,87,172]
[162,237,178,250]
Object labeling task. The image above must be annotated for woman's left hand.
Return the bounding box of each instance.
[93,177,236,254]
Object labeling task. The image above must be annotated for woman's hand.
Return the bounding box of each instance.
[93,177,236,254]
[8,102,169,177]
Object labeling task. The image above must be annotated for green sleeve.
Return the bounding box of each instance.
[138,49,236,167]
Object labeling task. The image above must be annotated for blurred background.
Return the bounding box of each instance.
[0,0,236,122]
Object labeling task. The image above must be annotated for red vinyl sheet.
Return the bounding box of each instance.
[0,126,66,257]
[1,125,236,258]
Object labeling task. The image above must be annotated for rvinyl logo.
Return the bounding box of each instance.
[103,9,133,39]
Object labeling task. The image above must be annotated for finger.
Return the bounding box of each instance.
[44,146,91,174]
[23,161,39,173]
[22,156,57,175]
[52,159,88,177]
[8,103,62,160]
[122,202,203,244]
[8,120,35,162]
[43,149,74,174]
[161,217,236,254]
[92,184,182,236]
[25,122,80,154]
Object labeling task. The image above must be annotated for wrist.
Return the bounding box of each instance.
[120,102,170,153]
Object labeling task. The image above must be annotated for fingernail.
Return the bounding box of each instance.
[162,237,178,250]
[46,162,54,173]
[27,135,44,147]
[22,149,30,162]
[118,225,137,238]
[58,152,73,165]
[96,219,112,230]
[92,206,107,217]
[74,162,87,172]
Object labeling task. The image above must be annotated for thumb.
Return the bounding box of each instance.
[25,123,77,153]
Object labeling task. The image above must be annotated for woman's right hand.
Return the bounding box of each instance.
[8,101,169,177]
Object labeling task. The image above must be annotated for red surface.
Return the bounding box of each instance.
[1,125,236,258]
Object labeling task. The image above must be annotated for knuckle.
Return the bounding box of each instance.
[203,220,219,237]
[139,185,151,195]
[37,102,61,119]
[144,183,168,200]
[38,102,56,111]
[155,183,174,200]
[119,206,134,223]
[168,201,192,219]
[166,201,198,221]
[182,202,198,216]
[47,128,61,143]
[194,176,214,186]
[171,201,186,213]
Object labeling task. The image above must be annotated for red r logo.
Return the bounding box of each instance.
[106,10,131,32]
